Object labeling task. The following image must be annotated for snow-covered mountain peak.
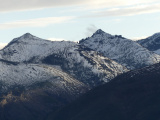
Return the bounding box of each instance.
[0,34,78,63]
[94,29,105,34]
[17,33,43,41]
[80,30,160,69]
[91,29,112,38]
[6,33,42,46]
[22,32,34,38]
[0,33,128,87]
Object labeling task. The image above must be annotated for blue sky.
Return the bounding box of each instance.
[0,0,160,48]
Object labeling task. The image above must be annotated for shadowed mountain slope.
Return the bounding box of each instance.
[49,62,160,120]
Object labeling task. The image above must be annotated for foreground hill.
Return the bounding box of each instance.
[80,29,160,69]
[49,62,160,120]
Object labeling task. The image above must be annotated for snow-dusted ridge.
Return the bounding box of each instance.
[0,62,87,93]
[80,29,160,69]
[0,33,128,92]
[137,32,160,55]
[0,33,76,62]
[1,31,159,120]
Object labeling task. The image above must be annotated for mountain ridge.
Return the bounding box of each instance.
[1,31,160,120]
[0,33,128,86]
[80,29,160,69]
[137,32,160,54]
[0,33,128,120]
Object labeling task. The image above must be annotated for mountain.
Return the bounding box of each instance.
[79,29,160,69]
[0,33,128,120]
[137,32,160,54]
[0,33,76,63]
[49,62,160,120]
[0,33,128,87]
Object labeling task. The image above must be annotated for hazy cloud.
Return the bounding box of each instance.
[0,16,74,29]
[85,25,98,37]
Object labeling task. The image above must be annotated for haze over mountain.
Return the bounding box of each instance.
[80,29,160,69]
[137,33,160,55]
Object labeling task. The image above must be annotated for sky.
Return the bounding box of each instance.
[0,0,160,48]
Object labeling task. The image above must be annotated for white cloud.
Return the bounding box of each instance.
[83,0,159,10]
[0,0,159,12]
[0,43,7,49]
[84,3,160,17]
[0,16,74,29]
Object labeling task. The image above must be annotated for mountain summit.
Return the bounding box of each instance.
[23,32,33,36]
[93,29,106,35]
[14,32,43,42]
[80,29,160,69]
[21,32,36,39]
[91,29,112,38]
